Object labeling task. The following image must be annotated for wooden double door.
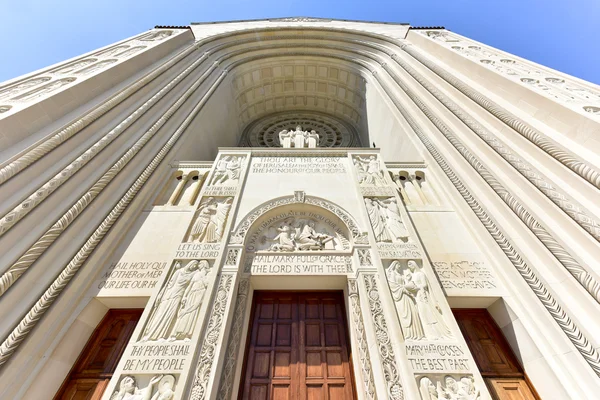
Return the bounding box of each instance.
[240,292,356,400]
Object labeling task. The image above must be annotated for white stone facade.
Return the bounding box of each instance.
[0,18,598,400]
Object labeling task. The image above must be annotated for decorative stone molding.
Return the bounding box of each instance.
[217,278,250,399]
[357,249,372,266]
[0,68,228,367]
[0,42,202,185]
[348,279,378,399]
[0,50,215,238]
[372,71,600,377]
[224,249,240,266]
[363,274,404,399]
[416,30,600,118]
[381,57,600,305]
[189,274,234,400]
[388,51,600,241]
[0,54,223,297]
[0,29,183,118]
[401,44,600,190]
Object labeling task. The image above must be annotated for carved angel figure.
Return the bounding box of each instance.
[268,224,296,251]
[365,198,409,242]
[189,198,218,243]
[353,156,386,186]
[210,156,242,185]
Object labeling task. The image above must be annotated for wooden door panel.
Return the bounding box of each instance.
[488,378,537,400]
[55,309,142,400]
[453,309,540,400]
[240,292,355,400]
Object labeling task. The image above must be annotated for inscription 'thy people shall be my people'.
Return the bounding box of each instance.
[251,157,347,174]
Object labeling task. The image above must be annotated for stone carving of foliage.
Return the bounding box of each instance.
[190,274,233,400]
[363,274,404,399]
[224,249,240,266]
[347,279,377,399]
[217,279,250,399]
[358,249,372,266]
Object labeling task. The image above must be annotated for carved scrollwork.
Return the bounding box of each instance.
[363,274,404,399]
[190,274,234,400]
[348,279,377,399]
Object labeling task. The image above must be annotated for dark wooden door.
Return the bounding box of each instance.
[54,309,143,400]
[240,292,356,400]
[453,309,539,400]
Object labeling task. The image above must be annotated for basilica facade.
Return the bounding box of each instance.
[0,17,599,400]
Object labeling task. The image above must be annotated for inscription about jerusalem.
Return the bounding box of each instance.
[251,157,346,174]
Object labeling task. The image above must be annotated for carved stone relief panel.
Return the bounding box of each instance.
[244,205,351,252]
[417,375,481,400]
[208,155,244,186]
[110,374,177,400]
[140,260,212,342]
[418,29,600,115]
[364,197,410,243]
[353,154,387,186]
[386,260,453,341]
[186,197,233,244]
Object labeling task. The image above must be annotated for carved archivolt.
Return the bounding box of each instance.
[373,73,600,377]
[0,63,228,367]
[401,44,600,190]
[381,52,600,306]
[389,51,600,240]
[230,194,363,245]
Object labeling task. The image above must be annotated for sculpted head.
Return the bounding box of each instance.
[407,260,419,272]
[296,125,302,131]
[120,376,136,393]
[159,375,176,393]
[185,260,200,271]
[445,376,458,391]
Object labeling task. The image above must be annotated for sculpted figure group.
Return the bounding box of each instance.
[420,375,480,400]
[189,197,232,243]
[111,375,175,400]
[387,260,452,340]
[278,125,320,148]
[365,197,409,242]
[265,218,336,251]
[142,260,210,341]
[210,156,242,186]
[353,155,386,186]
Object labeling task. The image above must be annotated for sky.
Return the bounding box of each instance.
[1,0,599,84]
